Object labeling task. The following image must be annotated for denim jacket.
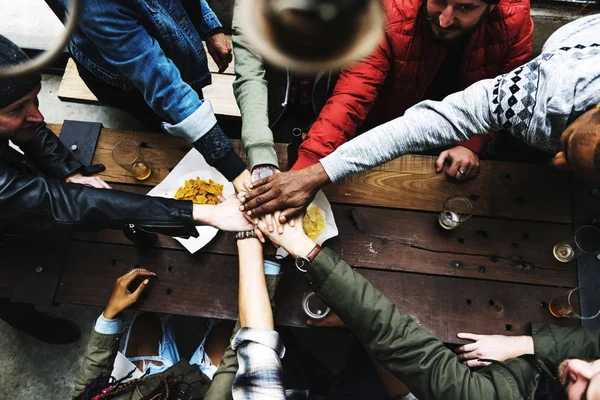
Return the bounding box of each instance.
[60,0,221,141]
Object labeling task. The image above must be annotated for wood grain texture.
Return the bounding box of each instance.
[55,241,578,343]
[46,124,288,186]
[47,123,571,223]
[57,57,240,117]
[324,155,572,224]
[73,184,576,287]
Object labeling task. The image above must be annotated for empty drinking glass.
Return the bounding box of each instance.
[302,291,330,320]
[553,225,600,263]
[112,140,152,181]
[438,196,473,230]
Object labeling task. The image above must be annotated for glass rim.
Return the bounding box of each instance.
[566,286,600,320]
[444,196,474,209]
[111,140,141,166]
[573,225,600,254]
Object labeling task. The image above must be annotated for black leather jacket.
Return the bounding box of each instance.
[0,123,197,237]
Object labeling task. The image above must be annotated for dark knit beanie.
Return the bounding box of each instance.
[0,35,41,109]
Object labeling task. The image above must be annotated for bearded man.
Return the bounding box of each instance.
[291,0,533,180]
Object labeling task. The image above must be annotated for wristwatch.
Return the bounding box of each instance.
[295,244,322,273]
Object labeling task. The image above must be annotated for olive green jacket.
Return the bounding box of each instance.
[308,248,600,400]
[72,274,281,400]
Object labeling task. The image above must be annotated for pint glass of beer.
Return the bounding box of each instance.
[549,287,600,319]
[112,140,152,181]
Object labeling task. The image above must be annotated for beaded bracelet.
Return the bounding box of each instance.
[235,230,258,240]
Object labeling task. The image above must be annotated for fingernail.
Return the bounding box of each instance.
[239,205,244,211]
[278,227,283,234]
[239,196,245,202]
[253,218,259,224]
[248,184,254,189]
[143,279,149,284]
[247,211,252,215]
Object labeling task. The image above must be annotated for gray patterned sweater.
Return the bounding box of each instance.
[320,14,600,182]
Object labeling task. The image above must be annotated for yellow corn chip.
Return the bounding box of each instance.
[303,207,326,241]
[174,177,223,205]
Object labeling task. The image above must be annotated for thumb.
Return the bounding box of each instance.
[435,151,449,173]
[131,279,150,301]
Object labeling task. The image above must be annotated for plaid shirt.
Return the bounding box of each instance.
[231,328,286,400]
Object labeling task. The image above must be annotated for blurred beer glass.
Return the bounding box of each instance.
[111,140,152,181]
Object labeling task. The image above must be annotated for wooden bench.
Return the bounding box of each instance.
[0,123,580,343]
[57,41,240,118]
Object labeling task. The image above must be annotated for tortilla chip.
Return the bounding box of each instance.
[174,177,223,205]
[303,207,326,241]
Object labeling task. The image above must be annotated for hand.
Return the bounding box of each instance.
[455,332,534,368]
[193,194,253,231]
[104,268,156,319]
[232,169,252,194]
[306,311,345,328]
[256,213,315,258]
[435,146,480,181]
[66,172,112,189]
[239,163,330,224]
[252,165,282,234]
[206,33,232,73]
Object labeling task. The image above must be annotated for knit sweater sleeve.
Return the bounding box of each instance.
[319,78,499,182]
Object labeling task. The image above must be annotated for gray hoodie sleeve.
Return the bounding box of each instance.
[319,78,500,182]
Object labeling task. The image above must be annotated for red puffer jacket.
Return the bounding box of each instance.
[293,0,533,170]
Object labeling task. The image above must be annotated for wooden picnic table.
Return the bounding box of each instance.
[0,122,582,343]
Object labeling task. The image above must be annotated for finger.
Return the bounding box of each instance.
[457,332,483,341]
[265,214,274,233]
[121,269,157,287]
[246,198,282,217]
[280,207,303,224]
[445,159,461,178]
[97,178,112,189]
[457,349,480,361]
[464,359,490,368]
[131,279,150,301]
[254,227,266,244]
[463,163,478,179]
[435,151,449,173]
[217,195,226,203]
[274,211,284,234]
[240,186,275,211]
[456,342,478,354]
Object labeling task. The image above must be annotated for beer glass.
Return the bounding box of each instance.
[438,196,473,230]
[111,140,152,181]
[302,291,330,320]
[548,287,600,319]
[553,225,600,263]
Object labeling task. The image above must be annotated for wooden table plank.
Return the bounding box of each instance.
[73,184,576,287]
[57,57,240,117]
[46,124,571,223]
[324,156,572,224]
[55,241,578,343]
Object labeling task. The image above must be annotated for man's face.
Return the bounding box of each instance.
[559,359,600,399]
[425,0,493,42]
[0,86,44,139]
